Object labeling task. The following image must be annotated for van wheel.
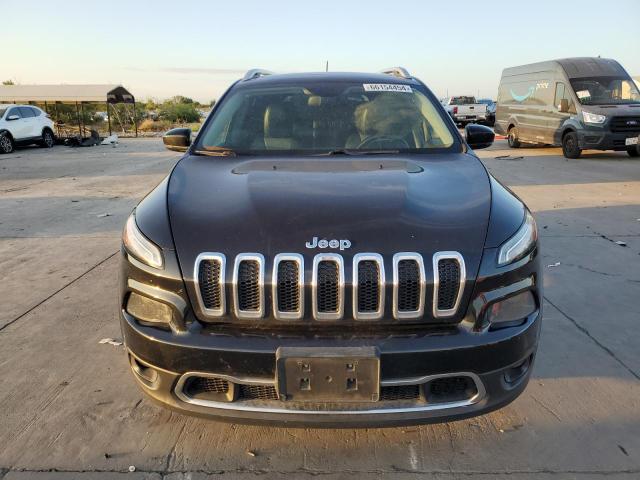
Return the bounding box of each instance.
[0,132,14,154]
[627,146,639,157]
[507,127,521,148]
[562,131,581,159]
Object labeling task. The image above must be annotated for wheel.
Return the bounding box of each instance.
[627,146,639,157]
[40,129,55,148]
[562,131,581,159]
[507,126,521,148]
[0,132,14,154]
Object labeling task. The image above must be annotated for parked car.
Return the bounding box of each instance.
[477,98,496,126]
[495,57,640,158]
[0,104,55,154]
[120,67,541,427]
[443,96,488,126]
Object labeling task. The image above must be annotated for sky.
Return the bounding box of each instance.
[3,0,639,103]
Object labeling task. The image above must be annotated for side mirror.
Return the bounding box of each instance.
[6,115,20,121]
[465,123,494,150]
[163,128,191,152]
[559,98,569,113]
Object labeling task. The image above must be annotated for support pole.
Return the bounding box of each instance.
[107,102,112,136]
[75,102,82,138]
[133,98,138,137]
[80,102,86,137]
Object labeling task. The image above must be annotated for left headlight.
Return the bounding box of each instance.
[122,212,164,269]
[582,111,606,124]
[497,211,537,266]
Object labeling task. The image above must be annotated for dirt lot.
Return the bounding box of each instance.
[0,139,639,479]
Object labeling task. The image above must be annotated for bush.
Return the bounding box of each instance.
[159,101,200,123]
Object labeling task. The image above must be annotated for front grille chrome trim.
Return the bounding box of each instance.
[432,251,466,318]
[392,252,426,320]
[312,253,344,321]
[193,252,226,318]
[272,253,304,320]
[174,371,485,415]
[353,253,385,321]
[232,253,265,319]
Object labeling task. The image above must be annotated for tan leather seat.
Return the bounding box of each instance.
[264,104,296,149]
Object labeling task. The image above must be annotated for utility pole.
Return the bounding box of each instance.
[325,61,329,72]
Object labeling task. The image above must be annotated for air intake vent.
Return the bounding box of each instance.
[273,254,304,320]
[393,253,425,319]
[233,254,265,319]
[433,252,465,318]
[194,253,226,317]
[353,254,385,320]
[313,254,344,320]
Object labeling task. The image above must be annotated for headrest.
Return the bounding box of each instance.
[264,104,292,138]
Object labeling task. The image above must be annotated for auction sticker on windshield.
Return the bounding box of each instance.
[363,84,412,93]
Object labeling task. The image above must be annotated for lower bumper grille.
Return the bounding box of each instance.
[176,373,483,413]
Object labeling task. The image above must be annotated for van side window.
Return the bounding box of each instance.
[554,83,574,112]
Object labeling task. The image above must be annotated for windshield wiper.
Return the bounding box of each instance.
[193,146,237,157]
[313,149,399,156]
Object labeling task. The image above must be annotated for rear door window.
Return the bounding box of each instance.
[19,107,35,118]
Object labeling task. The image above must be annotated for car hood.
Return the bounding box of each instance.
[168,153,491,289]
[581,104,640,116]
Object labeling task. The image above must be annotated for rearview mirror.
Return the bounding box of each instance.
[6,115,19,121]
[163,128,192,152]
[465,124,494,150]
[559,98,569,113]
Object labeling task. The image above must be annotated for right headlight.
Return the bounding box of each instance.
[122,212,164,269]
[497,211,537,266]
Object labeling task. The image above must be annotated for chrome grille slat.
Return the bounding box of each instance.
[353,253,385,321]
[233,253,265,319]
[194,253,226,318]
[273,254,304,320]
[312,254,344,321]
[432,251,465,318]
[392,253,426,319]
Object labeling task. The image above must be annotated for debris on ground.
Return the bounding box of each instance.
[246,450,257,457]
[99,338,123,346]
[128,465,136,472]
[97,213,111,218]
[494,155,524,160]
[101,134,119,146]
[615,241,627,247]
[547,262,561,268]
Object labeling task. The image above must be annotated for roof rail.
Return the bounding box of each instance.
[380,67,412,79]
[242,69,274,81]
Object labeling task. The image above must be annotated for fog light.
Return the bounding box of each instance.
[126,292,172,327]
[487,290,536,328]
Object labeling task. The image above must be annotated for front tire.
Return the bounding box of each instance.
[507,127,521,148]
[627,146,639,157]
[562,131,581,159]
[40,129,55,148]
[0,132,14,154]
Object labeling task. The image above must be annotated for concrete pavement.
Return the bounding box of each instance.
[0,139,638,479]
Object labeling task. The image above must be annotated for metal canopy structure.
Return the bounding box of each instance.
[0,84,137,137]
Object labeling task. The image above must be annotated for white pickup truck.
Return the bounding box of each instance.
[443,96,487,125]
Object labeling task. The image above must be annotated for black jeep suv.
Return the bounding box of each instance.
[120,68,542,427]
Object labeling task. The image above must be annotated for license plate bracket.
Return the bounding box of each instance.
[276,347,380,402]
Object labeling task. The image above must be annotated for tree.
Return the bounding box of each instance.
[209,99,216,108]
[158,100,200,123]
[2,80,15,85]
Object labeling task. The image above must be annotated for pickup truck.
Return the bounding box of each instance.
[443,96,488,125]
[120,68,541,427]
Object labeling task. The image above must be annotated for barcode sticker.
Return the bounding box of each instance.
[363,84,412,93]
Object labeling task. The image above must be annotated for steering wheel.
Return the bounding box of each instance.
[356,135,410,150]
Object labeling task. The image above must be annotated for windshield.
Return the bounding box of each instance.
[570,77,640,105]
[197,81,456,155]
